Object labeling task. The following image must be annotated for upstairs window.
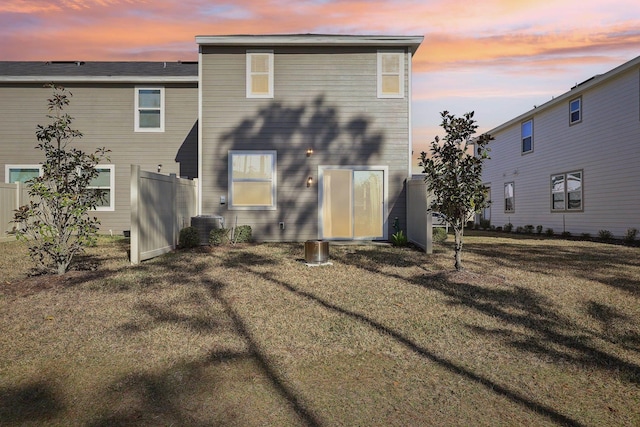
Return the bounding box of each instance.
[229,151,277,210]
[504,182,515,213]
[135,87,164,132]
[551,170,583,212]
[521,119,533,154]
[5,165,42,183]
[570,97,582,124]
[377,51,404,98]
[246,51,274,98]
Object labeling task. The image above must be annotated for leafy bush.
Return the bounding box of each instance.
[209,228,230,246]
[524,225,534,234]
[495,226,503,232]
[598,229,613,241]
[479,219,491,230]
[433,227,448,243]
[623,228,638,244]
[232,225,253,243]
[391,230,408,247]
[581,233,592,239]
[179,226,200,248]
[561,231,572,238]
[515,226,524,234]
[536,225,543,235]
[545,228,554,237]
[504,223,513,233]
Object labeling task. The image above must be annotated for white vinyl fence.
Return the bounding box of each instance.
[130,165,198,264]
[0,182,29,242]
[406,177,433,254]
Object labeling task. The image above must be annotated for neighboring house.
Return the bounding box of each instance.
[0,61,199,234]
[197,35,423,241]
[0,34,424,241]
[480,55,640,238]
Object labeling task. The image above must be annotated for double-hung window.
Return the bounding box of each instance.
[246,51,274,98]
[521,119,533,154]
[228,151,277,210]
[551,170,583,212]
[5,165,42,183]
[570,97,582,124]
[88,165,115,211]
[135,87,164,132]
[504,182,515,213]
[377,51,405,98]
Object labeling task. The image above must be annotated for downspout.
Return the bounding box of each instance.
[197,49,203,215]
[407,48,413,179]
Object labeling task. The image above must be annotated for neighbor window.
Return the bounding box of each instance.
[246,51,274,98]
[228,151,277,210]
[504,182,515,213]
[570,97,582,124]
[521,119,533,153]
[135,87,164,132]
[551,170,582,212]
[377,51,404,98]
[88,165,115,211]
[5,165,42,183]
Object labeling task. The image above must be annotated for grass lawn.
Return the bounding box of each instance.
[1,234,639,426]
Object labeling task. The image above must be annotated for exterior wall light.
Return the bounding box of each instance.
[306,148,314,157]
[307,176,313,187]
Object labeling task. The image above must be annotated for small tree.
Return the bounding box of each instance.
[13,85,110,275]
[419,111,491,271]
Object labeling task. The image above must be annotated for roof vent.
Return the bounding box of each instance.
[47,61,85,66]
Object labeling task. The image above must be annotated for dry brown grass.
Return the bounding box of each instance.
[1,234,639,426]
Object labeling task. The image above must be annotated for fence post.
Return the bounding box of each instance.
[170,173,178,248]
[130,164,140,265]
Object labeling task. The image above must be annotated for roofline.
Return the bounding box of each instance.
[488,54,640,134]
[0,76,198,83]
[196,34,424,54]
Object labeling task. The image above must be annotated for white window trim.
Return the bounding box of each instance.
[377,51,405,99]
[134,87,165,132]
[90,164,115,211]
[5,164,43,183]
[246,51,274,99]
[228,150,277,210]
[504,182,515,213]
[551,170,583,212]
[570,97,582,125]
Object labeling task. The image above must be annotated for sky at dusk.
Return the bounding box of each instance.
[2,0,639,171]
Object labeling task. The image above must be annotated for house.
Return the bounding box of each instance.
[0,61,199,234]
[480,55,640,238]
[196,35,423,241]
[0,34,424,241]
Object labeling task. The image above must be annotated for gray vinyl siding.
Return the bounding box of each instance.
[200,46,411,241]
[482,65,640,237]
[0,83,198,234]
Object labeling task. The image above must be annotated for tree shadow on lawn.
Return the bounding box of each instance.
[227,258,586,427]
[0,380,64,425]
[409,271,640,385]
[96,252,321,427]
[464,240,640,296]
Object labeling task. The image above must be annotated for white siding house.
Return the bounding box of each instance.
[481,55,640,238]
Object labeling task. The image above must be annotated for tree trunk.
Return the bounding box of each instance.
[454,226,464,271]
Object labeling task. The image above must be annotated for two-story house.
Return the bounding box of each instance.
[0,34,424,241]
[0,61,199,234]
[480,55,640,238]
